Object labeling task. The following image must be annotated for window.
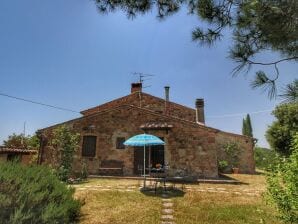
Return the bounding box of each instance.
[82,136,97,157]
[116,137,125,149]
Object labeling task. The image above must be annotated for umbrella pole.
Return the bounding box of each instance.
[143,144,146,188]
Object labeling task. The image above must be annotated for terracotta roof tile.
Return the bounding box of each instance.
[0,147,37,154]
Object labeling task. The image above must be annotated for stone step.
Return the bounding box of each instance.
[163,203,174,208]
[162,209,174,214]
[161,215,174,220]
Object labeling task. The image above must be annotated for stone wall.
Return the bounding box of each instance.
[0,154,7,162]
[0,153,35,165]
[40,105,219,178]
[215,131,255,174]
[21,154,34,165]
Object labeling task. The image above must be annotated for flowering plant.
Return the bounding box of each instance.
[156,163,162,169]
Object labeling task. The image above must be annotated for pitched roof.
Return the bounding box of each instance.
[39,103,252,140]
[80,91,195,117]
[40,104,209,131]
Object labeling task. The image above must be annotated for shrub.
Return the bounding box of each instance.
[0,162,81,224]
[266,103,298,156]
[218,160,228,172]
[266,133,298,223]
[223,142,240,168]
[254,147,277,170]
[51,125,80,181]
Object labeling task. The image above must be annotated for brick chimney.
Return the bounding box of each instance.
[131,83,142,93]
[195,98,205,124]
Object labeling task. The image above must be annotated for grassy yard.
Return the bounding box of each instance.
[78,190,161,224]
[173,190,278,224]
[74,174,281,224]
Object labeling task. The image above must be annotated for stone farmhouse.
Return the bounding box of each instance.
[37,83,255,178]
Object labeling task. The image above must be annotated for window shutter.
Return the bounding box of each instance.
[82,136,97,157]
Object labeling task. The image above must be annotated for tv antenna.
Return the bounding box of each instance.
[132,72,155,88]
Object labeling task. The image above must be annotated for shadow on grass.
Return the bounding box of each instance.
[140,187,185,198]
[217,174,249,185]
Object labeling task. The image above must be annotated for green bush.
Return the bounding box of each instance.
[218,160,228,172]
[254,147,277,170]
[266,103,298,156]
[51,125,80,182]
[266,133,298,223]
[0,162,81,224]
[223,142,240,168]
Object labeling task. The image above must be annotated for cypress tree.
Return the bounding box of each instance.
[246,114,253,137]
[242,114,253,137]
[242,118,247,136]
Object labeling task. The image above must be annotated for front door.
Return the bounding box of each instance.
[150,144,165,169]
[133,137,165,175]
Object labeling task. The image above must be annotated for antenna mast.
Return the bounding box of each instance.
[132,72,155,108]
[132,72,154,88]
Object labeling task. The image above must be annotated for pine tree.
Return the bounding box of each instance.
[94,0,298,99]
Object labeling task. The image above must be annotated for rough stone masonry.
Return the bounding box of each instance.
[38,83,255,178]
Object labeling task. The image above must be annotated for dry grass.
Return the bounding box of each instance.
[173,191,280,224]
[195,173,267,192]
[77,190,161,224]
[75,174,281,224]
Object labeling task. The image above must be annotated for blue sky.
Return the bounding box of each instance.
[0,0,297,147]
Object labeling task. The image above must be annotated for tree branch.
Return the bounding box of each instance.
[247,56,298,66]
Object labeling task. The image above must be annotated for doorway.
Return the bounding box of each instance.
[133,138,165,175]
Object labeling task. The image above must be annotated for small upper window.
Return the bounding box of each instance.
[116,137,126,149]
[82,136,97,157]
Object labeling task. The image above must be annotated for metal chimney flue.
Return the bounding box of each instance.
[165,86,170,101]
[164,86,170,115]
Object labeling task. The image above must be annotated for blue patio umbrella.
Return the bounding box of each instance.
[124,134,165,188]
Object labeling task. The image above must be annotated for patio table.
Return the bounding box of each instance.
[166,176,186,190]
[150,168,167,194]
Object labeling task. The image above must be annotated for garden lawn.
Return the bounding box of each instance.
[75,174,281,224]
[77,190,161,224]
[173,191,280,224]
